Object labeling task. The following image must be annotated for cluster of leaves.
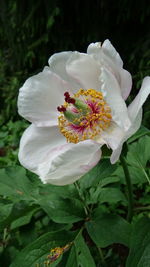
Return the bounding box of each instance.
[0,121,150,266]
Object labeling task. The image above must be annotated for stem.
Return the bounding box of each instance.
[74,182,89,216]
[120,156,134,222]
[97,247,106,266]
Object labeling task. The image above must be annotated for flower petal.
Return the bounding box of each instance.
[18,124,66,173]
[87,40,132,100]
[66,52,100,90]
[110,108,142,164]
[100,67,131,130]
[48,51,81,92]
[128,76,150,121]
[19,124,101,186]
[101,122,125,150]
[18,67,71,126]
[38,140,101,185]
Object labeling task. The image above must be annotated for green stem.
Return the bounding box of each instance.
[74,182,89,216]
[120,156,134,222]
[97,247,106,266]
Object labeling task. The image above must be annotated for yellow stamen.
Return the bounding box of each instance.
[58,88,112,143]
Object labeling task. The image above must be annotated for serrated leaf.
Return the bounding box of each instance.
[66,233,96,267]
[86,214,131,248]
[10,230,76,267]
[126,217,150,267]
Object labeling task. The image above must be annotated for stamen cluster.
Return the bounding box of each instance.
[57,89,112,143]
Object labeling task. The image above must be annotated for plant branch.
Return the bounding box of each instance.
[120,155,134,222]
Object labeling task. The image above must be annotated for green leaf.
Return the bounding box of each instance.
[127,136,150,184]
[66,233,96,267]
[127,126,150,143]
[10,230,76,267]
[38,195,85,223]
[114,165,147,184]
[127,135,150,168]
[79,159,118,189]
[0,201,40,230]
[86,187,126,205]
[98,188,127,204]
[86,214,131,248]
[126,217,150,267]
[39,183,77,199]
[0,166,40,201]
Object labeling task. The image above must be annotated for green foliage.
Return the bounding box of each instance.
[66,232,96,267]
[10,230,76,267]
[0,127,150,266]
[86,214,131,248]
[126,217,150,267]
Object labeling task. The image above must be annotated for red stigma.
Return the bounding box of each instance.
[57,105,66,112]
[64,92,70,98]
[64,91,75,104]
[65,97,75,104]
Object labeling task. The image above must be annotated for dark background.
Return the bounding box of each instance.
[0,0,150,125]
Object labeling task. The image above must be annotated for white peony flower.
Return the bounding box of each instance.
[18,39,150,185]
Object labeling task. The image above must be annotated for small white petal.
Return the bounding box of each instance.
[38,140,101,185]
[128,76,150,121]
[87,42,101,54]
[48,51,81,92]
[101,122,125,150]
[120,69,132,100]
[18,67,71,126]
[100,67,131,130]
[66,52,100,90]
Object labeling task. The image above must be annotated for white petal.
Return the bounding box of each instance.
[19,125,101,186]
[18,67,71,126]
[100,76,148,164]
[87,40,132,100]
[102,39,123,67]
[66,52,100,90]
[100,67,131,130]
[38,140,101,185]
[87,42,102,54]
[18,124,66,173]
[109,108,142,164]
[120,69,132,100]
[48,51,81,92]
[101,122,125,150]
[128,76,150,121]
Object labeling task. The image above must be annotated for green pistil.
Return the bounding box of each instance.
[74,99,90,114]
[64,110,81,125]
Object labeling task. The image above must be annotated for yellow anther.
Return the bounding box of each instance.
[58,88,112,143]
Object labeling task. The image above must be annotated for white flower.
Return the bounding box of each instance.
[18,39,150,185]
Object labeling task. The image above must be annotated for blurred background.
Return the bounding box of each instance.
[0,0,150,164]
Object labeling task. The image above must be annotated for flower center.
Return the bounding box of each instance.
[57,89,112,143]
